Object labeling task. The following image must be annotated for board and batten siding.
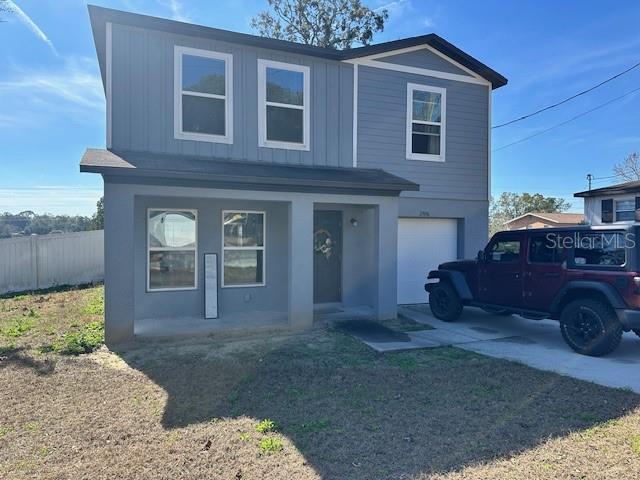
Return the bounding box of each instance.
[110,23,354,168]
[356,64,489,201]
[377,49,474,77]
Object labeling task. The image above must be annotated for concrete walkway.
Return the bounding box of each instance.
[396,305,640,393]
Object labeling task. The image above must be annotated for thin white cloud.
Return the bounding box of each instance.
[610,136,640,147]
[423,16,435,28]
[507,38,640,93]
[0,187,103,216]
[0,57,104,127]
[157,0,190,22]
[376,0,411,18]
[4,0,58,55]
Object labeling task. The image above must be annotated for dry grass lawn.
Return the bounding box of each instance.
[1,286,640,479]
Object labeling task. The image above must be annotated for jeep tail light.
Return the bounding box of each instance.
[633,277,640,294]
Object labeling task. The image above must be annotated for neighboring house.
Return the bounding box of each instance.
[81,5,507,343]
[575,181,640,225]
[504,212,585,230]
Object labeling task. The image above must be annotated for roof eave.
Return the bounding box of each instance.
[80,164,418,194]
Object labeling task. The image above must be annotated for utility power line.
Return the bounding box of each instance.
[492,60,640,129]
[492,86,640,152]
[589,173,628,183]
[590,174,627,184]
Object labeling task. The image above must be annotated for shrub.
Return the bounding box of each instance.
[259,437,283,454]
[255,419,277,433]
[57,322,104,355]
[1,317,34,338]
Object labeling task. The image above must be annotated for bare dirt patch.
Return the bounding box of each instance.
[1,287,640,479]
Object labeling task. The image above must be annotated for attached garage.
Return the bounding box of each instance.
[397,218,458,304]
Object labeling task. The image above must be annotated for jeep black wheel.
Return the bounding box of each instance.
[429,282,463,322]
[559,299,622,356]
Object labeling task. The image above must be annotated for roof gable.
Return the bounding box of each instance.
[505,212,585,225]
[372,48,473,77]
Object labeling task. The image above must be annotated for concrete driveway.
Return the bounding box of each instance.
[399,305,640,393]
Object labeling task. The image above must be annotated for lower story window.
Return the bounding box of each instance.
[148,209,197,290]
[222,211,265,287]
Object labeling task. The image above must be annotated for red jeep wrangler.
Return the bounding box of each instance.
[425,226,640,356]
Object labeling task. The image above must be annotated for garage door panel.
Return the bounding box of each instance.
[397,218,457,304]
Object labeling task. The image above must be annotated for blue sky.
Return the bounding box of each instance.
[0,0,639,216]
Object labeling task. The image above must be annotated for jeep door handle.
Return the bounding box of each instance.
[544,272,561,278]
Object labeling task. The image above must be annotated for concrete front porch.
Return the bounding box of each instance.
[134,311,289,340]
[102,181,401,344]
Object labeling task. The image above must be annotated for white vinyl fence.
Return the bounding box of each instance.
[0,230,104,295]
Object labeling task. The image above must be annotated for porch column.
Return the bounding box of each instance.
[103,182,135,344]
[288,197,314,329]
[375,199,399,320]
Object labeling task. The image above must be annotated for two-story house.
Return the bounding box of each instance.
[81,5,507,344]
[575,181,640,225]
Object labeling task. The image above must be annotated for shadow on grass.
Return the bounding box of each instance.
[116,332,640,479]
[0,346,55,375]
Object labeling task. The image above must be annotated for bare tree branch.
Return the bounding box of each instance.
[613,152,640,182]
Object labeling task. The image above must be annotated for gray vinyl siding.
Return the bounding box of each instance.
[357,65,489,201]
[110,23,354,167]
[377,49,472,76]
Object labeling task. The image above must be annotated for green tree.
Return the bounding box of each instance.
[250,0,388,49]
[613,152,640,182]
[489,192,571,237]
[91,197,104,230]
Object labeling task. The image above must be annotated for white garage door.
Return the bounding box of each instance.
[397,218,458,304]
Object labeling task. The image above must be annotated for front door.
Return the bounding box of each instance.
[313,210,342,303]
[478,232,524,307]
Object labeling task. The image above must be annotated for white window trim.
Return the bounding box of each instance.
[406,83,446,162]
[147,208,198,293]
[341,45,492,87]
[615,198,635,222]
[106,22,112,149]
[174,46,233,144]
[258,59,310,151]
[221,210,266,288]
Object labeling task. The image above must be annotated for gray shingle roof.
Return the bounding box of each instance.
[80,149,419,195]
[574,180,640,198]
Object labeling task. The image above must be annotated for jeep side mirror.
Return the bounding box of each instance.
[477,250,485,262]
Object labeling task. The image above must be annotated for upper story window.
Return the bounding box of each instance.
[615,199,635,221]
[174,46,233,143]
[258,59,310,151]
[406,83,446,162]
